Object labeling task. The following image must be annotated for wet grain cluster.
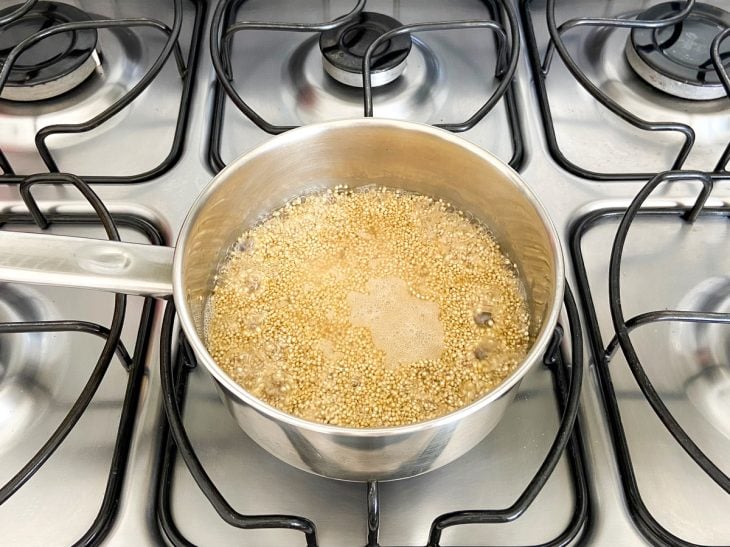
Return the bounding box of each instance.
[206,186,530,428]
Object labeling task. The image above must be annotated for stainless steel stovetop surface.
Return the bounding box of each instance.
[1,0,729,545]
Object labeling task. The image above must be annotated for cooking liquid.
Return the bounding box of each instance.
[206,186,530,428]
[347,277,444,368]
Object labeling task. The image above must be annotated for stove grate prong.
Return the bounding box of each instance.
[366,481,379,547]
[208,0,523,150]
[159,300,320,547]
[0,172,128,509]
[0,0,36,26]
[711,28,730,173]
[425,287,585,547]
[0,320,133,369]
[360,19,512,122]
[608,170,730,497]
[543,0,696,175]
[540,0,696,76]
[0,0,200,181]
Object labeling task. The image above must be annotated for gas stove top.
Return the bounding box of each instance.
[0,1,729,546]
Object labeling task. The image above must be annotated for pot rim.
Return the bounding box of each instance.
[172,118,565,438]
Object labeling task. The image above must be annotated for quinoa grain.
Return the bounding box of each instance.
[206,186,530,428]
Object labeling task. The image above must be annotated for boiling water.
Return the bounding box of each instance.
[205,186,530,428]
[347,277,444,367]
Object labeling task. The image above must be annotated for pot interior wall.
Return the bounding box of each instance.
[180,121,558,348]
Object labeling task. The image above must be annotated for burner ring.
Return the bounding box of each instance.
[319,12,412,88]
[0,1,99,102]
[626,2,730,101]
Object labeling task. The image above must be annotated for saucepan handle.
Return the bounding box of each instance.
[0,231,174,297]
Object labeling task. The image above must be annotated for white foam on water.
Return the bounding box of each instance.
[347,277,444,368]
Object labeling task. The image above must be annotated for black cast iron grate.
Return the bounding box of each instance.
[521,0,730,181]
[155,287,588,546]
[207,0,524,173]
[0,0,205,183]
[570,170,730,546]
[0,173,164,545]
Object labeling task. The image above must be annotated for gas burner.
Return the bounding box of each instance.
[626,2,730,101]
[0,1,101,102]
[0,284,50,447]
[673,276,730,439]
[319,12,412,88]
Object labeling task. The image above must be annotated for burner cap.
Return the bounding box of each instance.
[0,1,99,102]
[626,2,730,100]
[320,12,412,88]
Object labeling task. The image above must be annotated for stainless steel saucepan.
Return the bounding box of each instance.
[0,119,564,481]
